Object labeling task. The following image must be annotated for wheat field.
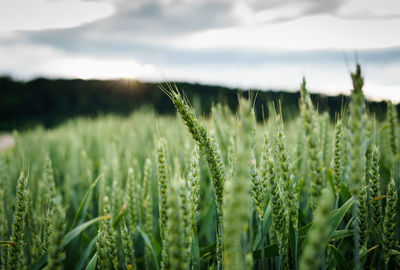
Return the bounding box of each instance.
[0,65,399,270]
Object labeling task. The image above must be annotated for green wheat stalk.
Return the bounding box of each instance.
[8,171,28,270]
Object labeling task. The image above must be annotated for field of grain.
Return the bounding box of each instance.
[0,66,399,270]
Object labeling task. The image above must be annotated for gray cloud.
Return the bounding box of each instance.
[114,0,235,33]
[6,31,400,68]
[2,0,400,87]
[245,0,345,15]
[58,0,237,38]
[8,0,399,56]
[2,0,400,101]
[8,0,237,58]
[244,0,400,23]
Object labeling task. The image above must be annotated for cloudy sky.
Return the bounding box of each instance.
[1,0,400,101]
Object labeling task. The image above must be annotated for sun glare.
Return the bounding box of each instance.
[46,57,159,81]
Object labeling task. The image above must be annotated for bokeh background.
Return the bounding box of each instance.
[1,0,399,130]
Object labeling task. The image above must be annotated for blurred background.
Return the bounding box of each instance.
[0,0,399,130]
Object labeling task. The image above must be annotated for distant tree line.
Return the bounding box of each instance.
[0,76,392,131]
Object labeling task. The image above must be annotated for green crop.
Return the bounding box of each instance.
[0,66,399,269]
